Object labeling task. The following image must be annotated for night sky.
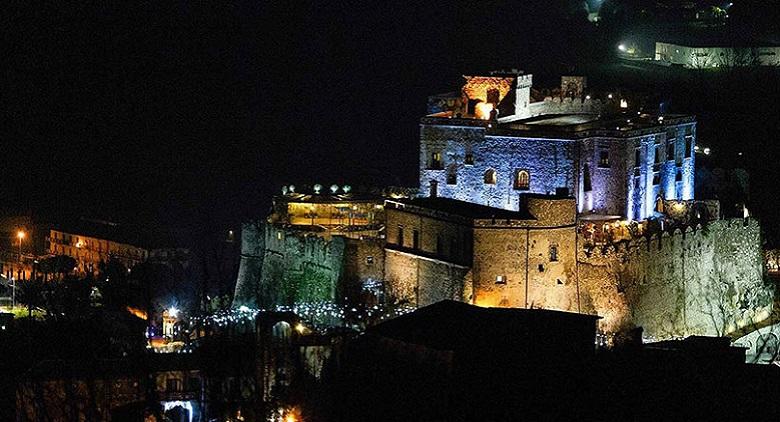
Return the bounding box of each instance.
[3,2,600,228]
[4,1,779,240]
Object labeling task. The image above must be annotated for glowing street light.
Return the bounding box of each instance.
[618,44,627,52]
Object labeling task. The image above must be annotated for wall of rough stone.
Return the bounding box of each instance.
[342,237,386,299]
[232,223,346,308]
[578,219,772,338]
[471,226,579,310]
[420,124,578,211]
[384,249,471,306]
[233,222,266,308]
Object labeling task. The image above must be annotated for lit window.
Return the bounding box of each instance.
[513,169,530,190]
[484,169,497,185]
[464,153,474,165]
[495,275,506,284]
[430,152,442,169]
[277,231,283,240]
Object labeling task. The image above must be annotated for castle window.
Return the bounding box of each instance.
[598,150,610,168]
[495,275,506,284]
[549,244,559,262]
[675,170,682,182]
[484,169,497,185]
[447,166,457,185]
[685,136,693,158]
[429,180,438,197]
[277,231,283,240]
[653,173,660,185]
[412,230,420,249]
[583,164,592,192]
[655,145,663,164]
[513,169,530,190]
[464,153,474,165]
[366,256,374,265]
[634,148,641,167]
[655,196,664,213]
[397,226,404,247]
[667,143,675,161]
[429,152,442,169]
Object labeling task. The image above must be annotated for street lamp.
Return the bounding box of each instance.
[12,230,25,309]
[17,230,25,261]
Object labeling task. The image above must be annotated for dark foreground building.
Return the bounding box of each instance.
[334,300,780,421]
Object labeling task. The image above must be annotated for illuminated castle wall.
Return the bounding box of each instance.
[421,72,695,220]
[234,71,772,342]
[419,115,696,220]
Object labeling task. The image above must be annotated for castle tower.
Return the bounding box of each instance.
[514,74,533,119]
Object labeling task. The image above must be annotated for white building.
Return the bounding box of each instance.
[655,41,780,68]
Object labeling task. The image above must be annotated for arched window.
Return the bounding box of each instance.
[484,169,496,185]
[514,169,530,190]
[655,196,664,213]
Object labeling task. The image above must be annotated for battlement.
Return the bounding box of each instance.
[580,218,759,258]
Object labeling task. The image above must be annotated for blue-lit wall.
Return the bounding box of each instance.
[419,124,576,211]
[419,122,696,220]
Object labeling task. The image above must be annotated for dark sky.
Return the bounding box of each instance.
[0,1,621,231]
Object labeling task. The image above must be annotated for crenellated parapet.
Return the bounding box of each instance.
[577,218,771,339]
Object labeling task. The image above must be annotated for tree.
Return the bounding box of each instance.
[16,279,44,318]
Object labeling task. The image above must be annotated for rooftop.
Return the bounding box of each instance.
[423,112,695,139]
[386,197,534,221]
[368,300,599,353]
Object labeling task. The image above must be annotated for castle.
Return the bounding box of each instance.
[234,72,773,340]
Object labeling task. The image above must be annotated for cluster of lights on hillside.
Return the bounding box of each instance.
[187,302,415,333]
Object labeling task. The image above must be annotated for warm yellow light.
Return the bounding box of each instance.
[17,231,25,240]
[284,415,296,422]
[673,202,685,211]
[474,102,494,120]
[295,323,306,334]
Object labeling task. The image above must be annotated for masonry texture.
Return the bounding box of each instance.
[233,71,772,342]
[578,219,771,338]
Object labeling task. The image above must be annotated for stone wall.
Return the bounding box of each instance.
[233,222,266,308]
[578,219,772,338]
[233,223,346,308]
[420,124,577,211]
[343,237,386,299]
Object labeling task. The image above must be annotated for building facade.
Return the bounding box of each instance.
[656,41,780,68]
[46,228,148,275]
[420,110,696,220]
